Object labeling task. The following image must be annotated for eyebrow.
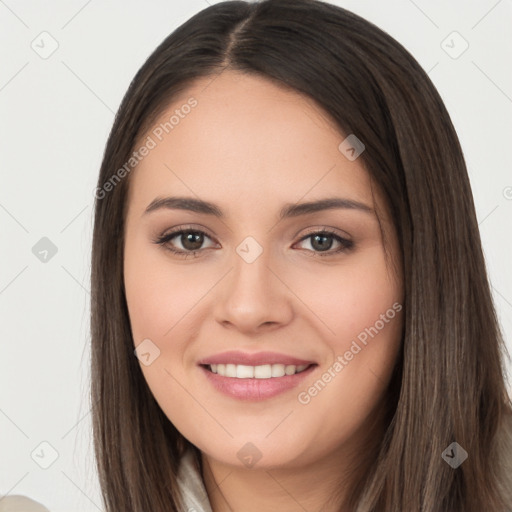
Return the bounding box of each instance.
[143,196,374,220]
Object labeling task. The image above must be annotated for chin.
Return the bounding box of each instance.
[190,426,331,471]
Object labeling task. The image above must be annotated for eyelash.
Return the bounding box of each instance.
[152,225,354,259]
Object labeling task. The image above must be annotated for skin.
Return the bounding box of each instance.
[123,70,404,512]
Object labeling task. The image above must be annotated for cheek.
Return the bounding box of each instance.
[123,237,206,347]
[291,245,402,347]
[285,248,402,443]
[123,239,209,428]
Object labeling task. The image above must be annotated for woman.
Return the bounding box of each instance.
[90,0,512,511]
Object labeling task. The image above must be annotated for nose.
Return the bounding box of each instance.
[214,247,294,335]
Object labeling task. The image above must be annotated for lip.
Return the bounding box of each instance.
[198,352,318,401]
[197,350,316,366]
[200,364,317,401]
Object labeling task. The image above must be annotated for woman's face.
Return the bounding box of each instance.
[123,70,404,470]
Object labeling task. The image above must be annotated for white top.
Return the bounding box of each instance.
[177,448,213,512]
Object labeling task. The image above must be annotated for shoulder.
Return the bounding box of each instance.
[0,496,50,512]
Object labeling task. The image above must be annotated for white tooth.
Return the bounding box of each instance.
[271,364,286,377]
[254,364,272,379]
[225,364,237,377]
[285,365,297,376]
[236,365,254,378]
[212,363,305,378]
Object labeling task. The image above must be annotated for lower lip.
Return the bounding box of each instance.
[200,364,317,401]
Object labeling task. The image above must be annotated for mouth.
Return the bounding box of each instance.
[198,358,318,401]
[201,362,313,378]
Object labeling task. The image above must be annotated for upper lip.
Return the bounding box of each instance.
[198,351,316,367]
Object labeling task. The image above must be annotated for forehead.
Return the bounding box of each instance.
[128,71,374,217]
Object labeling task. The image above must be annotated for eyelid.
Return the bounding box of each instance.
[157,224,351,243]
[155,224,219,248]
[297,225,352,241]
[154,224,354,258]
[293,227,354,254]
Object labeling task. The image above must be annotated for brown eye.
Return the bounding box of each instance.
[153,228,217,258]
[295,230,354,257]
[310,233,334,252]
[179,231,205,251]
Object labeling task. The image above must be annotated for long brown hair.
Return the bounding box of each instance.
[90,0,512,510]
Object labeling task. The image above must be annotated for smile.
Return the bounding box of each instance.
[200,362,317,401]
[206,363,310,378]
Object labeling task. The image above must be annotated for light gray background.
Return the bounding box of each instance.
[1,0,511,510]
